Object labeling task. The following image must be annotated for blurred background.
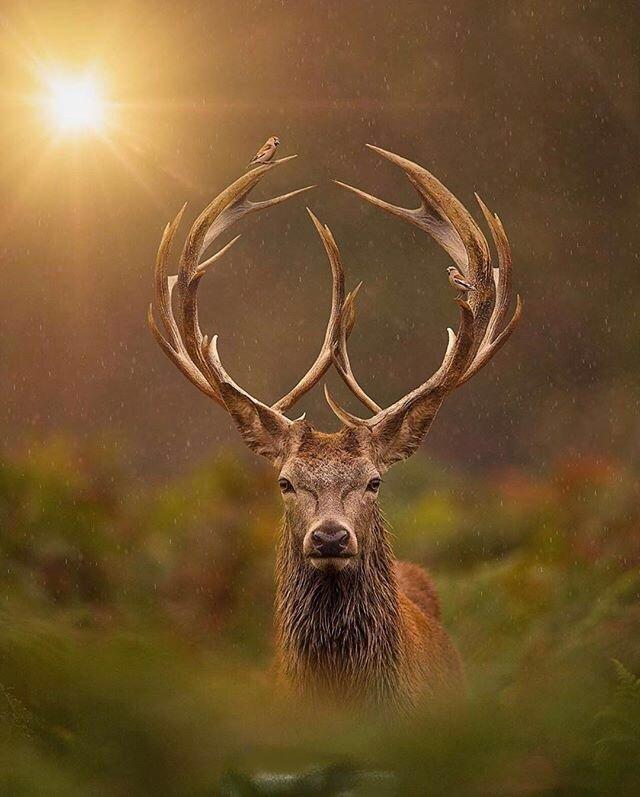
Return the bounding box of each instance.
[0,1,638,794]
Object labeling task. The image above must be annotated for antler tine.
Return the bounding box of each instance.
[180,235,242,395]
[456,195,523,385]
[153,204,186,349]
[331,283,383,414]
[201,180,315,257]
[324,384,366,428]
[364,144,490,279]
[176,156,312,324]
[476,194,511,340]
[272,209,346,413]
[336,145,495,352]
[458,294,522,386]
[147,303,220,401]
[147,202,224,404]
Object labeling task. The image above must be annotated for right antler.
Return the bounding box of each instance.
[326,146,522,460]
[148,157,355,424]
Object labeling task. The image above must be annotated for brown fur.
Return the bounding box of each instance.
[396,561,441,620]
[272,424,464,713]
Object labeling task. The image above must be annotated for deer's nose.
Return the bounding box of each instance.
[311,521,350,557]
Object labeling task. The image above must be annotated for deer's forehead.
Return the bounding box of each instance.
[286,454,374,488]
[282,426,376,487]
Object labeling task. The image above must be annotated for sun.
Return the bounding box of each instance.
[43,72,106,134]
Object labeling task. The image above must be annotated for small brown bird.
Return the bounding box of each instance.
[447,266,475,298]
[248,136,280,167]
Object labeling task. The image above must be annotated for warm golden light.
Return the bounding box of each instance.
[44,72,106,133]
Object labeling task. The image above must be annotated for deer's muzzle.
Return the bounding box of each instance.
[304,519,357,568]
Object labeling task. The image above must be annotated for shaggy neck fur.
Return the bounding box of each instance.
[274,505,405,708]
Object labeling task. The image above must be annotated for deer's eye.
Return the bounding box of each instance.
[366,477,382,493]
[278,478,294,494]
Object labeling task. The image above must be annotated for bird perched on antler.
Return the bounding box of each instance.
[447,266,476,299]
[248,135,280,167]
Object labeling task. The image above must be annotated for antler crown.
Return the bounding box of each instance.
[149,147,521,463]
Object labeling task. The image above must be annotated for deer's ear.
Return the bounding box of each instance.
[370,400,441,468]
[218,384,291,465]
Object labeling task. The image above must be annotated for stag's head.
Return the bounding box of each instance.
[149,146,521,572]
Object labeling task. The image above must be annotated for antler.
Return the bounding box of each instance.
[148,156,354,420]
[327,145,522,441]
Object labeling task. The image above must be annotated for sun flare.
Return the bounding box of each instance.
[43,72,106,134]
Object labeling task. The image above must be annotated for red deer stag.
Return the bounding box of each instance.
[148,146,522,712]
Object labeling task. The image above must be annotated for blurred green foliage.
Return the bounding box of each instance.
[0,436,639,794]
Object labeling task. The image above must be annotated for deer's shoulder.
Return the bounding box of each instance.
[395,560,441,620]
